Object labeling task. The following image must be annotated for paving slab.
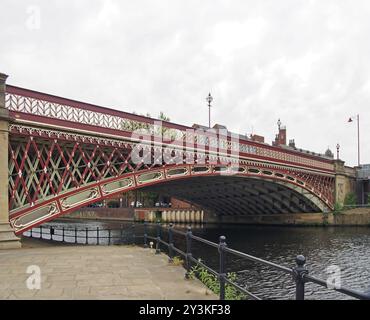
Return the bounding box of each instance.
[0,238,217,300]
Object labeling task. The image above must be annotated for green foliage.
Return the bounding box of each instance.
[322,212,329,225]
[158,111,170,122]
[344,192,357,206]
[333,202,343,215]
[188,263,245,300]
[170,256,184,266]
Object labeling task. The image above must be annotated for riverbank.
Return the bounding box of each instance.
[205,208,370,226]
[0,237,216,300]
[62,208,370,227]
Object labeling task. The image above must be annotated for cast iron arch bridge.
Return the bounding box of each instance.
[4,85,335,235]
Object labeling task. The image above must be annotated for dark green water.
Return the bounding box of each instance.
[37,220,370,300]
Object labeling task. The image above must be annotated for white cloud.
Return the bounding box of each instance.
[205,17,267,57]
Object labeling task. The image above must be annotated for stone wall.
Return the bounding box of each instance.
[63,207,135,221]
[204,209,370,226]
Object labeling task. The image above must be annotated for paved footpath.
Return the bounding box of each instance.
[0,238,217,300]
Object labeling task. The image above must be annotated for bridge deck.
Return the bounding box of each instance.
[0,238,216,300]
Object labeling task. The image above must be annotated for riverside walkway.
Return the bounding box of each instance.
[0,238,216,300]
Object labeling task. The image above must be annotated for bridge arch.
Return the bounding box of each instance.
[9,162,333,235]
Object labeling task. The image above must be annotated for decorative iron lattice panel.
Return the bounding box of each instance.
[5,87,335,173]
[9,127,335,217]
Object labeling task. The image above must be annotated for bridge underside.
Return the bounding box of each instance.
[141,176,322,216]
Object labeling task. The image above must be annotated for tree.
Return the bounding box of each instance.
[158,111,170,122]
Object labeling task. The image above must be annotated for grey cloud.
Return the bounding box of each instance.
[0,0,369,166]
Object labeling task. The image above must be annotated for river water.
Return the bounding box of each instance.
[40,219,370,300]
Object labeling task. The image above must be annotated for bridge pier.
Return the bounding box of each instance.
[334,160,356,206]
[0,73,21,249]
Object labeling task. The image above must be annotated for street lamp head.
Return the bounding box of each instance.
[277,118,282,129]
[336,143,340,160]
[206,92,213,105]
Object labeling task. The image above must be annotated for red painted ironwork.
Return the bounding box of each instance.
[8,125,335,235]
[4,85,338,235]
[5,85,334,173]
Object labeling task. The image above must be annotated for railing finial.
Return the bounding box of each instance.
[296,255,306,267]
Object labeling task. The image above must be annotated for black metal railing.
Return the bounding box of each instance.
[144,222,370,301]
[23,222,370,301]
[23,224,139,245]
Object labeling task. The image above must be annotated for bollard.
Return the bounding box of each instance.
[108,229,111,245]
[97,227,99,245]
[143,222,148,248]
[132,223,136,245]
[185,226,192,279]
[155,221,161,254]
[168,223,174,263]
[75,227,77,243]
[50,227,54,240]
[86,227,88,245]
[120,224,124,244]
[62,227,65,242]
[293,255,308,300]
[40,225,42,239]
[218,236,227,300]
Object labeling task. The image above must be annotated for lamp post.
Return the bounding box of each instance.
[277,118,282,131]
[348,114,360,166]
[206,93,213,128]
[336,143,340,160]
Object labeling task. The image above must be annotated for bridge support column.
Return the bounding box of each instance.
[162,211,167,223]
[0,73,21,249]
[334,160,356,206]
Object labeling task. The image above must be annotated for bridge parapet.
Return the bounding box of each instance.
[5,85,334,174]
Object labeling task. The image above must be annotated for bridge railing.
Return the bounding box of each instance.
[6,85,335,174]
[23,224,140,246]
[23,222,370,300]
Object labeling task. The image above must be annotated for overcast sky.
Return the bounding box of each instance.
[1,0,369,166]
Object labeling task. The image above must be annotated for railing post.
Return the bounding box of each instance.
[168,223,174,263]
[143,222,148,248]
[86,227,88,245]
[120,224,124,244]
[62,227,65,242]
[50,227,54,240]
[218,236,227,300]
[132,223,136,245]
[293,255,308,300]
[155,221,161,254]
[108,229,111,245]
[97,227,99,245]
[75,227,77,244]
[30,228,33,238]
[40,225,42,239]
[185,226,192,279]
